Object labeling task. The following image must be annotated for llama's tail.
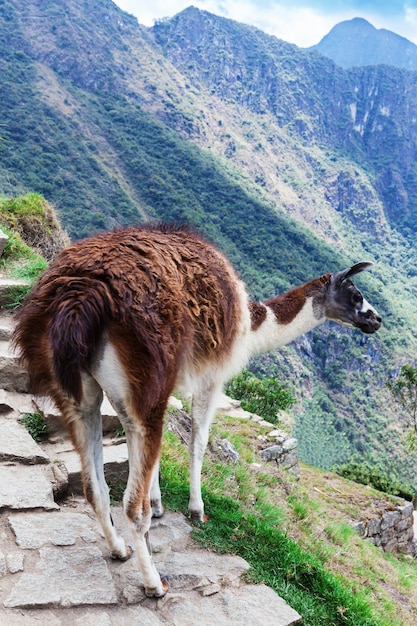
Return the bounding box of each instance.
[13,276,115,404]
[48,277,115,403]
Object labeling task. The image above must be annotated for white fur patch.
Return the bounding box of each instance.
[93,342,130,403]
[249,297,324,355]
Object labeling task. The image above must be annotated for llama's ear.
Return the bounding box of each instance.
[332,262,374,284]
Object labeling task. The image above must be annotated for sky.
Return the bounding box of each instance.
[113,0,417,48]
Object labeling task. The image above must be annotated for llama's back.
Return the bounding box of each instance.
[13,224,249,404]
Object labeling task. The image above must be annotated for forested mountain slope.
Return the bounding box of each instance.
[1,0,417,489]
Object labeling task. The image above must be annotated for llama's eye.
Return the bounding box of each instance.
[353,294,362,304]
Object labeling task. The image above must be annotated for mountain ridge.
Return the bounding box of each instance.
[309,17,417,70]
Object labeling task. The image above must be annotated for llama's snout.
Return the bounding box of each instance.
[358,308,382,334]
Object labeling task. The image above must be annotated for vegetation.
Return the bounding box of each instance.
[388,364,417,451]
[0,193,69,260]
[225,369,295,423]
[0,194,65,305]
[333,456,414,500]
[21,412,48,442]
[157,412,417,625]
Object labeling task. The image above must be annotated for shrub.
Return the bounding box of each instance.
[225,369,295,423]
[332,457,414,500]
[21,412,48,442]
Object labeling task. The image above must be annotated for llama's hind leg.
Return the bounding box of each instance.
[121,410,168,597]
[65,373,131,561]
[104,392,163,518]
[94,342,168,596]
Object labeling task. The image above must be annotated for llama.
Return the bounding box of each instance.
[12,223,381,598]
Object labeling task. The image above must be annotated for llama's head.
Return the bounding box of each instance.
[325,262,381,334]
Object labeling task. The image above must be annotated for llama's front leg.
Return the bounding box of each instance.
[150,459,164,518]
[189,384,222,522]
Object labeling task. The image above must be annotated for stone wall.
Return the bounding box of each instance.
[215,394,301,479]
[259,433,300,479]
[353,502,415,555]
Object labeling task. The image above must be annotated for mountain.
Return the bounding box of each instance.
[1,0,417,490]
[310,17,417,69]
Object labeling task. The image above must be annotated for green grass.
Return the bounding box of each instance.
[156,422,416,626]
[0,221,47,309]
[160,458,389,626]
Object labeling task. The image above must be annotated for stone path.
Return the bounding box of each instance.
[0,310,302,625]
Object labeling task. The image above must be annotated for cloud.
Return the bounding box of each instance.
[114,0,417,46]
[116,0,189,25]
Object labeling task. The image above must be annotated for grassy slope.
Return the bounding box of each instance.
[161,408,417,626]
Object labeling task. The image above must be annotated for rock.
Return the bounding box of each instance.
[6,552,25,574]
[260,445,283,461]
[0,390,35,415]
[352,521,366,538]
[57,442,129,494]
[34,394,124,435]
[4,546,118,608]
[0,551,6,578]
[156,548,250,590]
[283,437,298,451]
[216,438,240,463]
[0,419,50,465]
[155,583,302,626]
[0,310,13,342]
[0,341,29,393]
[168,395,183,410]
[0,465,59,511]
[367,517,381,536]
[399,502,414,518]
[9,511,99,549]
[216,393,254,419]
[48,461,69,499]
[381,510,401,531]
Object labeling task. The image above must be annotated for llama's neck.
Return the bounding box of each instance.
[248,284,327,356]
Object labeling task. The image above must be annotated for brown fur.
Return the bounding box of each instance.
[13,224,244,418]
[265,274,330,324]
[249,301,267,330]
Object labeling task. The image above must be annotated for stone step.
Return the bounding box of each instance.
[49,440,129,496]
[0,278,30,307]
[0,503,302,625]
[0,464,59,511]
[0,340,29,393]
[0,312,15,341]
[0,418,49,465]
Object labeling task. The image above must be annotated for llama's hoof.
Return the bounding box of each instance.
[145,575,169,598]
[151,501,164,518]
[111,545,134,561]
[189,511,209,524]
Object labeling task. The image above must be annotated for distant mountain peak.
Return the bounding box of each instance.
[309,17,417,70]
